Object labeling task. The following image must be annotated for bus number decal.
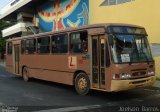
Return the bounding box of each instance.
[68,56,77,69]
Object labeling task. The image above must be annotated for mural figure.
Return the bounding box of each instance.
[53,1,64,31]
[78,3,89,25]
[38,0,89,32]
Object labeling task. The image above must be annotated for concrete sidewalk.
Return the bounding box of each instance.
[0,61,6,67]
[154,80,160,88]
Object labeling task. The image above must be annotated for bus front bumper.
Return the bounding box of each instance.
[110,76,156,92]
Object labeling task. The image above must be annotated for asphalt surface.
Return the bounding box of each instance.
[0,66,160,112]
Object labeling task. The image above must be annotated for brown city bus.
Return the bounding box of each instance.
[6,23,155,95]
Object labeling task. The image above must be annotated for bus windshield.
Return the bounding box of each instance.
[110,34,153,64]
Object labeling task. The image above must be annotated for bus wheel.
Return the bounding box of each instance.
[22,67,29,82]
[75,73,90,95]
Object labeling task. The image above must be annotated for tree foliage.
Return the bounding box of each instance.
[0,21,14,52]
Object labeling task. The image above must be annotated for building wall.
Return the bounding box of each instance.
[90,0,160,77]
[90,0,160,43]
[34,0,89,32]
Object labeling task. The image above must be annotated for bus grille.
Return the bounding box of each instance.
[132,71,146,77]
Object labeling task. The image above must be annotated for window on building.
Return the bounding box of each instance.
[70,31,88,53]
[117,0,132,4]
[101,0,133,6]
[52,34,68,53]
[7,42,12,55]
[109,0,116,5]
[37,37,50,54]
[25,39,36,54]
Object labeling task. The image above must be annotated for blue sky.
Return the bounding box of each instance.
[0,0,12,9]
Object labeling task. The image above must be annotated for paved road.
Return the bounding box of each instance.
[0,66,160,112]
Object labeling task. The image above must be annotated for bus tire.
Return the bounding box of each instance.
[75,73,90,95]
[22,67,29,82]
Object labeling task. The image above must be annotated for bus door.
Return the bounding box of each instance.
[92,35,106,89]
[14,44,20,74]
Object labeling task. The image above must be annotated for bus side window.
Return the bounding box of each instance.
[52,34,68,53]
[70,31,88,53]
[21,40,25,54]
[25,39,36,54]
[37,37,50,54]
[7,42,12,55]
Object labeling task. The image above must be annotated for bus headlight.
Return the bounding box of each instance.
[120,73,131,79]
[147,71,154,76]
[113,73,131,80]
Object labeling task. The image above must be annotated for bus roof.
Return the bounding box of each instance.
[7,23,145,41]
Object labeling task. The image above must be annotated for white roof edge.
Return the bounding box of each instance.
[2,22,27,37]
[0,0,32,20]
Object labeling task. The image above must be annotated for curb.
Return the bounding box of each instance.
[0,65,5,68]
[0,63,6,68]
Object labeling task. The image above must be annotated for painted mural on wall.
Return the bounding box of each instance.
[35,0,89,32]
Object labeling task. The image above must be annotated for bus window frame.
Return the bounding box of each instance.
[37,36,51,55]
[51,33,69,55]
[69,30,88,54]
[24,38,37,55]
